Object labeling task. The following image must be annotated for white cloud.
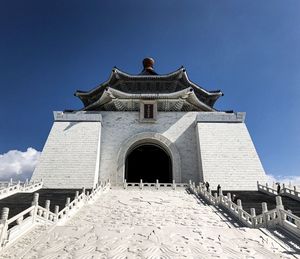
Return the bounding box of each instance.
[0,148,41,181]
[266,174,300,188]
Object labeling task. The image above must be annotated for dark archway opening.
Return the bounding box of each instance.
[125,144,172,183]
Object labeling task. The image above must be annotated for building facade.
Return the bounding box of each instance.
[31,58,267,190]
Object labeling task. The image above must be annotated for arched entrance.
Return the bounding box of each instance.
[125,144,172,183]
[116,132,181,184]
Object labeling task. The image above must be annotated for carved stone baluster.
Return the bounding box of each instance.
[250,208,256,227]
[54,205,59,221]
[0,207,9,246]
[31,193,39,222]
[44,200,50,219]
[156,179,159,190]
[16,215,23,225]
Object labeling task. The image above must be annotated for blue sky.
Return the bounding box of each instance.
[0,0,300,180]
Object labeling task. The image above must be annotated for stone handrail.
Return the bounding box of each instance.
[123,179,188,190]
[55,192,85,221]
[0,206,36,246]
[258,181,300,202]
[0,181,111,249]
[257,182,278,195]
[6,206,35,226]
[36,206,57,222]
[191,182,300,238]
[0,179,43,200]
[281,185,300,202]
[21,181,44,193]
[279,209,300,237]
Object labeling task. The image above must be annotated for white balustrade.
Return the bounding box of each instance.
[122,180,188,190]
[0,179,43,200]
[193,182,300,239]
[0,181,111,250]
[257,181,300,202]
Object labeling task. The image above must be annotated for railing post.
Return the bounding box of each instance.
[237,199,243,220]
[71,191,77,205]
[44,200,50,220]
[237,199,242,209]
[218,187,223,197]
[226,193,232,209]
[250,208,256,217]
[0,207,9,247]
[31,193,39,223]
[156,179,159,190]
[227,193,231,201]
[275,196,284,225]
[139,179,143,190]
[124,179,127,189]
[54,205,59,221]
[82,187,86,195]
[262,202,268,227]
[65,197,70,207]
[276,196,284,210]
[65,197,70,216]
[189,180,192,189]
[250,208,256,227]
[172,180,176,190]
[262,202,268,213]
[213,193,218,204]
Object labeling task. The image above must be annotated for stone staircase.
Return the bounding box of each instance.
[2,188,297,258]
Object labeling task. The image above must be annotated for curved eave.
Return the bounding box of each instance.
[82,87,214,112]
[74,69,118,106]
[181,71,223,106]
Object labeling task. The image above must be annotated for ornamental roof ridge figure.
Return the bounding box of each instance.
[140,57,158,75]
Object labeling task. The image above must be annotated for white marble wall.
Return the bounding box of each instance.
[196,117,267,190]
[31,119,101,189]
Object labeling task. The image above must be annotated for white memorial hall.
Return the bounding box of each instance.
[32,58,267,190]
